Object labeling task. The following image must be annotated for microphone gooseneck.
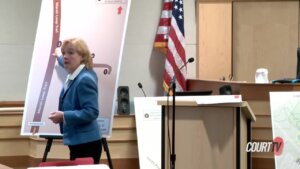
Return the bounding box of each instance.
[137,82,147,97]
[178,57,194,71]
[168,58,195,169]
[169,57,195,92]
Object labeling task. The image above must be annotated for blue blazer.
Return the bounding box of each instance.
[59,67,101,145]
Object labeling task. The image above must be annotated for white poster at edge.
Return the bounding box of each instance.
[134,97,163,169]
[270,92,300,169]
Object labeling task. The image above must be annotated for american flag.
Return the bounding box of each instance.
[155,0,187,92]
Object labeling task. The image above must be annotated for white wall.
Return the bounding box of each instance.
[0,0,41,101]
[0,0,197,113]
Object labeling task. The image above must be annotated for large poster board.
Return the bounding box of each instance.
[21,0,131,137]
[270,92,300,168]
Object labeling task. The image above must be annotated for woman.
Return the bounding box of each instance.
[49,38,102,164]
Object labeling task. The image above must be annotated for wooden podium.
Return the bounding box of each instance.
[158,97,256,169]
[186,79,300,168]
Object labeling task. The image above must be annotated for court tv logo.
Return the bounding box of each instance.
[246,137,284,156]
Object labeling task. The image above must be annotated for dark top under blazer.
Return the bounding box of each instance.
[59,67,101,145]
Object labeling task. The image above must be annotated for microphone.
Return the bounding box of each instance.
[137,82,147,97]
[178,57,194,71]
[170,57,195,88]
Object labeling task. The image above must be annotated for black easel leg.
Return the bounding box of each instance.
[42,138,53,162]
[102,138,113,169]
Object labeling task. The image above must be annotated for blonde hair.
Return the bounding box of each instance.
[61,38,93,69]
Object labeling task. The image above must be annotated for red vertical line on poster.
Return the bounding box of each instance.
[30,0,61,133]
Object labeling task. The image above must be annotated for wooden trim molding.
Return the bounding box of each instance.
[0,106,138,169]
[0,101,24,108]
[0,156,139,169]
[252,157,275,169]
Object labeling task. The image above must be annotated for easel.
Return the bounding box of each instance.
[40,135,113,169]
[40,135,63,162]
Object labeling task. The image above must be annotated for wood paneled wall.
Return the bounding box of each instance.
[196,1,300,169]
[197,0,300,82]
[197,2,232,80]
[233,1,299,82]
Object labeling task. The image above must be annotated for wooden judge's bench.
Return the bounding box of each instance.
[187,79,300,169]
